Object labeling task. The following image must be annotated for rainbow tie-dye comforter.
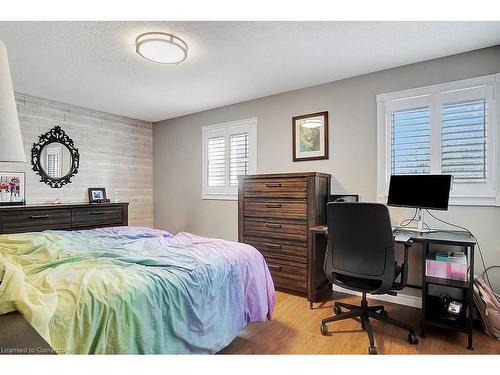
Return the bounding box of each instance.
[0,227,275,354]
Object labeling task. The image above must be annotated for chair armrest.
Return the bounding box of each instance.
[392,242,411,291]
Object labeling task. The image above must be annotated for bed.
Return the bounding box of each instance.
[0,226,275,354]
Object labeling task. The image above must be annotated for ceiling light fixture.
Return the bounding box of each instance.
[135,32,188,65]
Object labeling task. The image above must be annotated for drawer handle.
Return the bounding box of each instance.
[266,243,282,250]
[265,183,281,188]
[268,264,282,271]
[29,215,49,219]
[266,223,282,229]
[89,211,106,215]
[266,203,282,208]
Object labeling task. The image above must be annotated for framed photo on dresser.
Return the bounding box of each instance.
[0,171,25,206]
[88,187,107,203]
[292,111,329,162]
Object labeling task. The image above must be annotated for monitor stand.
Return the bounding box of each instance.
[397,208,436,234]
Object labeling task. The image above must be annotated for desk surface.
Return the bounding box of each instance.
[309,225,476,246]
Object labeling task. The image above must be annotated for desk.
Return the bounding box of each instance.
[308,225,476,350]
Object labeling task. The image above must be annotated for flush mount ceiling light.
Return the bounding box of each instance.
[135,32,188,64]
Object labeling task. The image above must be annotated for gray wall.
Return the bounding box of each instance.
[0,94,154,227]
[154,46,500,290]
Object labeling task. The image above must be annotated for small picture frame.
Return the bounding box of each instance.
[0,171,26,206]
[292,111,329,162]
[88,187,107,203]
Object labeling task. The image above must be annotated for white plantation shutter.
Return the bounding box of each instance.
[229,133,249,186]
[47,153,60,177]
[441,99,487,182]
[46,147,61,178]
[207,136,226,187]
[202,118,257,199]
[391,107,431,174]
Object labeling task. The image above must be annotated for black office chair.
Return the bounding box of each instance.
[320,202,418,354]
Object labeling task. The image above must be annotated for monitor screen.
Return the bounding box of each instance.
[387,174,452,211]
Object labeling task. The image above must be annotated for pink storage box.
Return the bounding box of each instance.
[425,259,467,281]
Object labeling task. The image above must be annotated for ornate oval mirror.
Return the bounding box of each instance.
[31,126,80,188]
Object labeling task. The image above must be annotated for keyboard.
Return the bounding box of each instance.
[393,231,411,243]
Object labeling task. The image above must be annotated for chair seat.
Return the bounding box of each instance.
[333,264,402,294]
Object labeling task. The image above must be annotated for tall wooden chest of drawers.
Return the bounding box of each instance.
[238,172,331,304]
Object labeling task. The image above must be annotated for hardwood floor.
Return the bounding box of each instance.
[220,291,500,354]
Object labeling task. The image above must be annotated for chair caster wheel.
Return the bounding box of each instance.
[368,345,379,355]
[380,310,388,317]
[408,333,419,345]
[333,305,342,315]
[320,324,329,336]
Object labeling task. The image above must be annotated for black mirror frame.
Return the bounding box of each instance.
[31,126,80,188]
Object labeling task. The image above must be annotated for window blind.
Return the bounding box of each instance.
[47,153,60,178]
[391,107,431,175]
[441,99,487,182]
[207,136,226,187]
[229,133,249,186]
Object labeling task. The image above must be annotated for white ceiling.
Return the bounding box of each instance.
[0,21,499,122]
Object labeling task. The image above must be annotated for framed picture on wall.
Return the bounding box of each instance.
[292,111,329,162]
[0,171,26,206]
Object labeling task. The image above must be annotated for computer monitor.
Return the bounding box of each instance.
[387,174,452,233]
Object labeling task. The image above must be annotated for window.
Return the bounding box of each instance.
[202,118,257,200]
[46,146,61,178]
[229,133,249,186]
[391,107,431,175]
[441,99,487,182]
[207,136,226,187]
[377,74,499,206]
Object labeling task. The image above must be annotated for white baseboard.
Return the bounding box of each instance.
[332,285,422,309]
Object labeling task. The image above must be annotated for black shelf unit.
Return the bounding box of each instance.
[424,294,469,333]
[418,234,476,351]
[425,275,469,289]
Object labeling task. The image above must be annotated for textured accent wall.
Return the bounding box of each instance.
[0,94,153,227]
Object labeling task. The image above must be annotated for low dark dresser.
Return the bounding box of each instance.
[0,202,129,354]
[238,172,331,307]
[0,202,129,234]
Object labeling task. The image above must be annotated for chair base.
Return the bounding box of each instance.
[320,292,418,354]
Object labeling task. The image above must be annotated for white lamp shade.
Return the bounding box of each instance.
[0,40,25,162]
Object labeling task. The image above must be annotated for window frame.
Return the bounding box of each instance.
[202,117,257,200]
[377,73,500,207]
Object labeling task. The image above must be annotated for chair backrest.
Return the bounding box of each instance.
[325,202,396,293]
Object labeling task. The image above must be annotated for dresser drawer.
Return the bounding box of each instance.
[244,219,307,242]
[244,199,307,220]
[1,209,72,234]
[264,256,307,293]
[244,178,307,198]
[245,236,307,260]
[72,206,123,228]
